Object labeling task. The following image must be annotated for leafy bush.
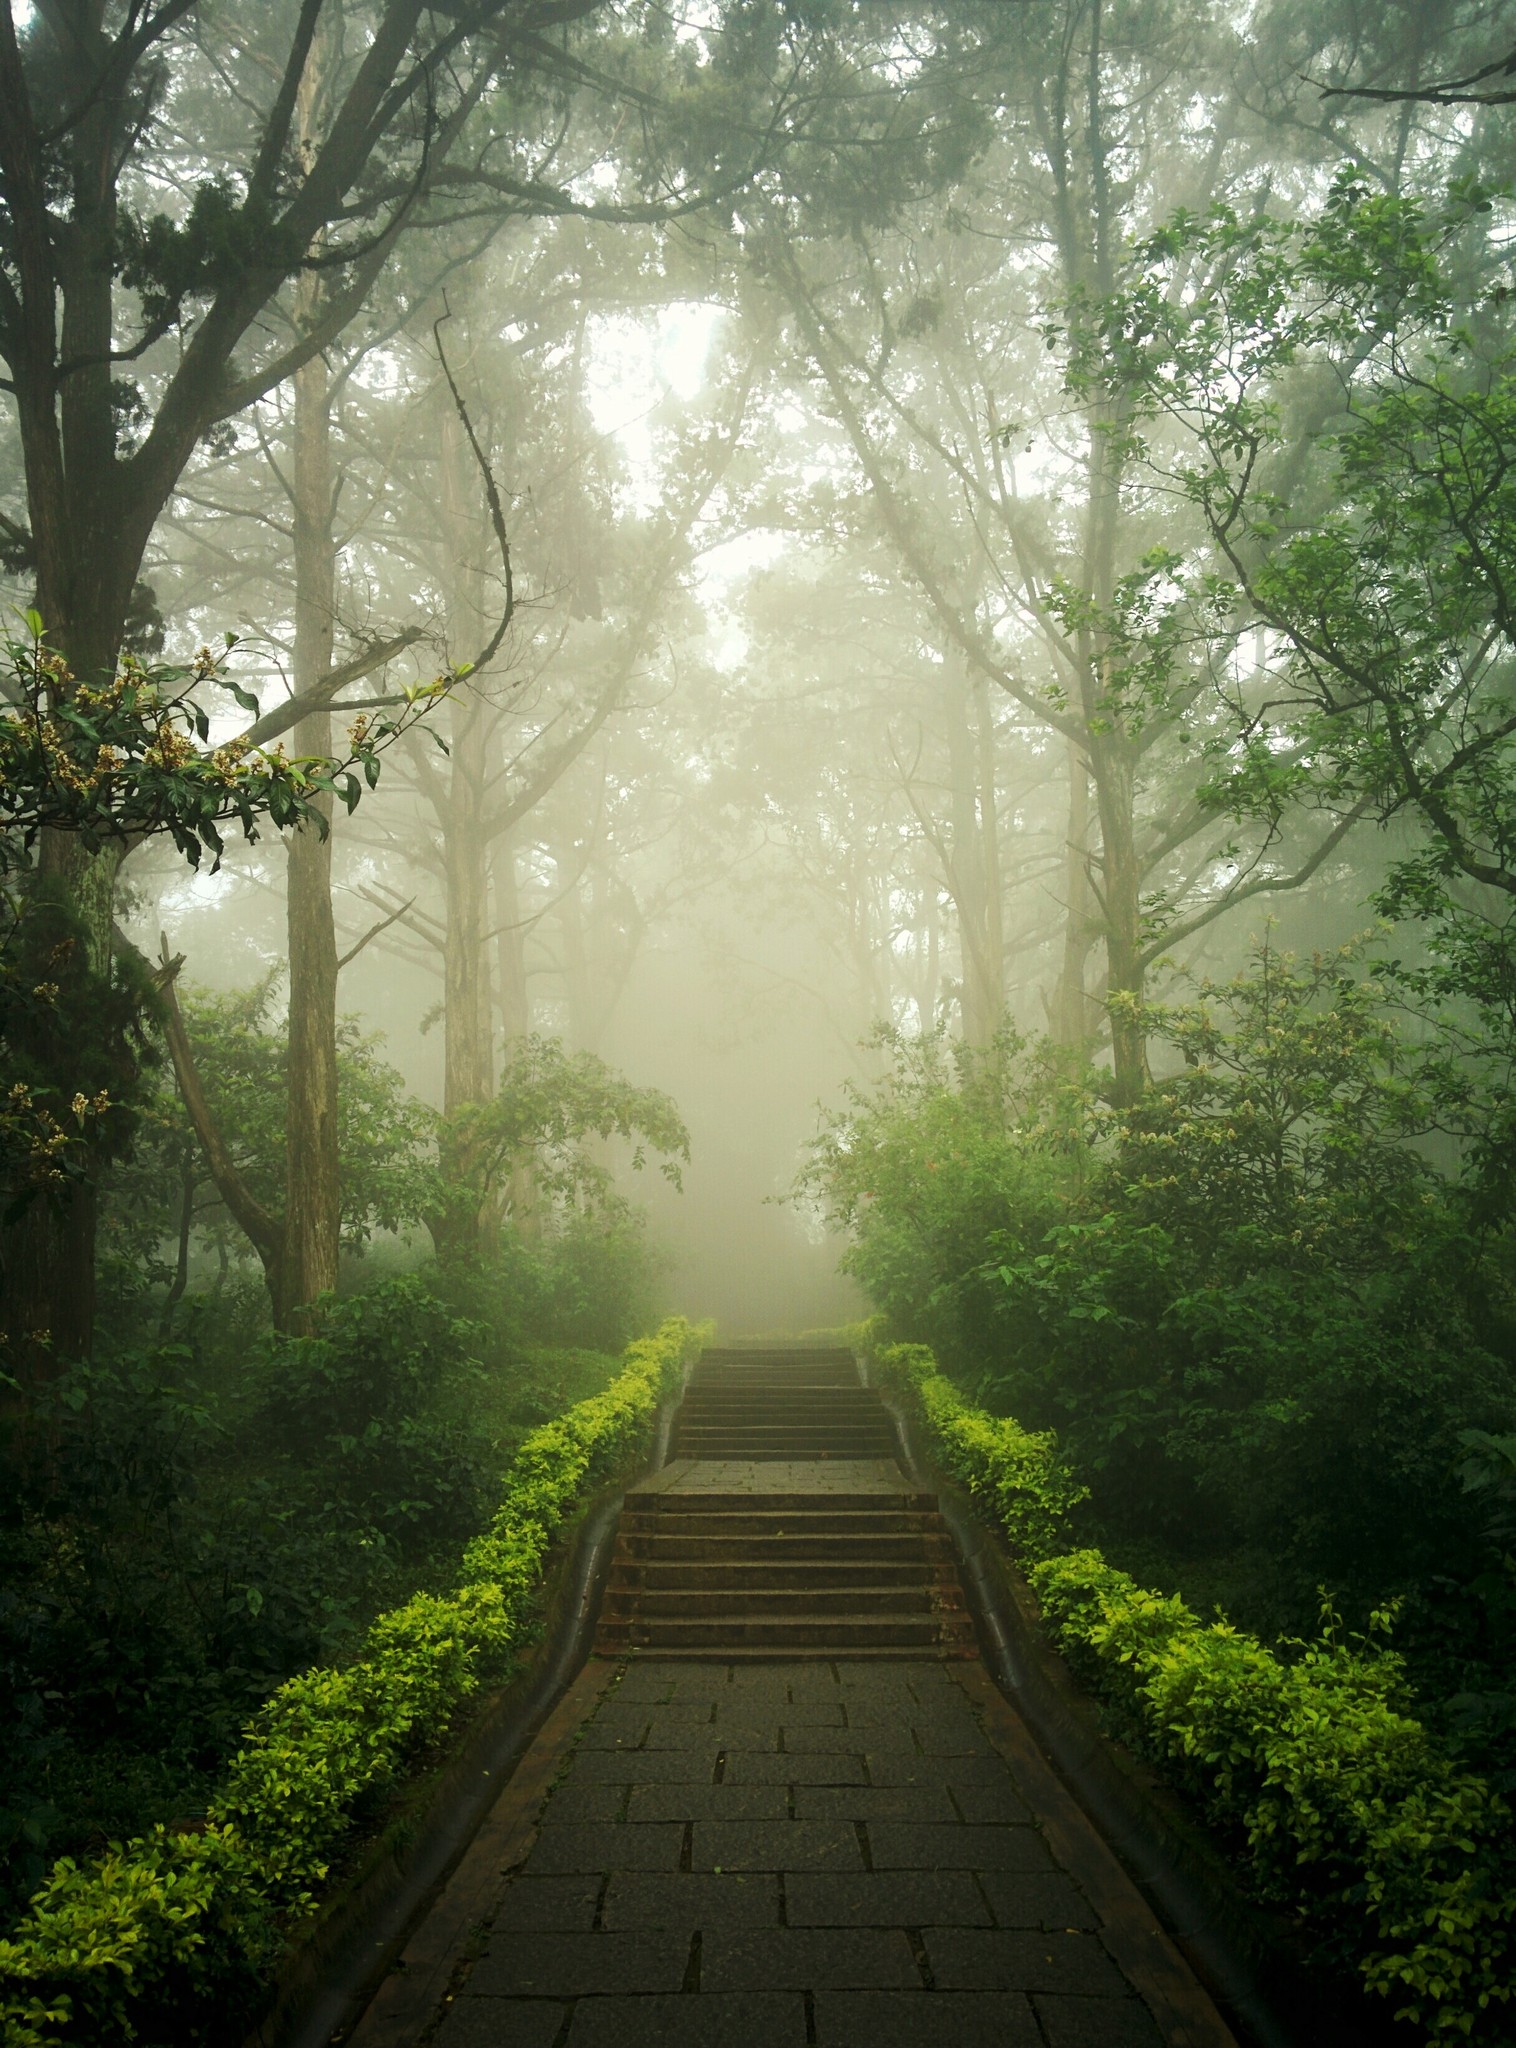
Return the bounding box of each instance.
[808,943,1515,1634]
[0,1314,706,2047]
[442,1205,669,1360]
[870,1340,1086,1556]
[866,1328,1516,2040]
[1033,1551,1516,2041]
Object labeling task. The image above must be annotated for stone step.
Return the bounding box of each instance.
[669,1441,898,1459]
[681,1383,876,1397]
[602,1584,961,1617]
[624,1491,937,1513]
[591,1346,978,1665]
[688,1366,859,1382]
[598,1612,966,1650]
[675,1406,887,1423]
[674,1426,890,1440]
[675,1425,888,1437]
[620,1507,939,1533]
[611,1560,942,1589]
[617,1536,955,1565]
[605,1643,957,1661]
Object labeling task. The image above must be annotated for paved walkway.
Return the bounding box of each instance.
[346,1445,1236,2048]
[425,1658,1186,2048]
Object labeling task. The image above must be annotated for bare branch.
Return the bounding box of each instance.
[337,895,416,969]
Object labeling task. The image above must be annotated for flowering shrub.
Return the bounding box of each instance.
[0,1315,705,2046]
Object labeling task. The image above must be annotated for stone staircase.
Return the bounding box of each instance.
[593,1346,977,1660]
[669,1346,898,1461]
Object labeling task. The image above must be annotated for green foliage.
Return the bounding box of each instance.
[99,983,433,1289]
[0,627,443,875]
[0,1282,494,1925]
[435,1035,690,1254]
[1031,1552,1516,2040]
[865,1317,1516,2038]
[441,1207,670,1360]
[870,1341,1086,1557]
[0,884,152,1236]
[798,1022,1095,1369]
[0,1314,707,2047]
[810,941,1512,1608]
[1060,172,1516,997]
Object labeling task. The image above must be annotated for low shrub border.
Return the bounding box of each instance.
[866,1331,1516,2044]
[0,1314,707,2048]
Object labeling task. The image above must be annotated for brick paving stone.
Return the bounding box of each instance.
[778,1724,868,1753]
[432,1996,567,2047]
[1033,1993,1165,2047]
[468,1931,688,1997]
[844,1717,982,1752]
[665,1721,780,1751]
[730,1665,828,1690]
[867,1822,1054,1872]
[601,1871,780,1928]
[785,1871,991,1927]
[563,1991,807,2047]
[924,1928,1130,1996]
[520,1822,683,1874]
[363,1596,1221,2046]
[701,1927,921,1991]
[538,1783,626,1824]
[691,1819,863,1870]
[977,1870,1099,1931]
[793,1785,958,1824]
[492,1876,602,1931]
[628,1782,789,1823]
[566,1747,722,1784]
[947,1780,1032,1825]
[577,1713,652,1749]
[912,1719,994,1755]
[722,1750,866,1784]
[841,1701,959,1728]
[863,1750,1018,1787]
[812,1989,1042,2048]
[610,1677,681,1704]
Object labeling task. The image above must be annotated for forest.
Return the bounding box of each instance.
[3,0,1516,2042]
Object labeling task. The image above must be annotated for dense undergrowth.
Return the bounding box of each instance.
[0,1253,647,1927]
[870,1337,1516,2041]
[806,942,1516,1747]
[0,1311,705,2047]
[805,937,1516,2038]
[0,979,680,1923]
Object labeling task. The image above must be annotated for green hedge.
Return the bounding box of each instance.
[0,1316,707,2048]
[867,1333,1516,2042]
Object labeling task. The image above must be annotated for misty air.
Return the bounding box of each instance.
[2,4,1514,2045]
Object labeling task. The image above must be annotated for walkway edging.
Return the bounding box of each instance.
[952,1660,1237,2048]
[341,1658,617,2048]
[875,1380,1330,2048]
[252,1485,626,2048]
[259,1380,689,2048]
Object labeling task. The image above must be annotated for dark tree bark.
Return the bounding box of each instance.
[282,302,342,1330]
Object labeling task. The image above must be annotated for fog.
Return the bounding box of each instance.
[6,0,1514,1344]
[11,10,1516,2032]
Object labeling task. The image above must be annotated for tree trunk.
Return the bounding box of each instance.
[427,404,498,1263]
[1,835,124,1375]
[281,327,341,1331]
[1050,740,1096,1048]
[493,841,540,1240]
[944,668,1004,1047]
[1090,734,1147,1104]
